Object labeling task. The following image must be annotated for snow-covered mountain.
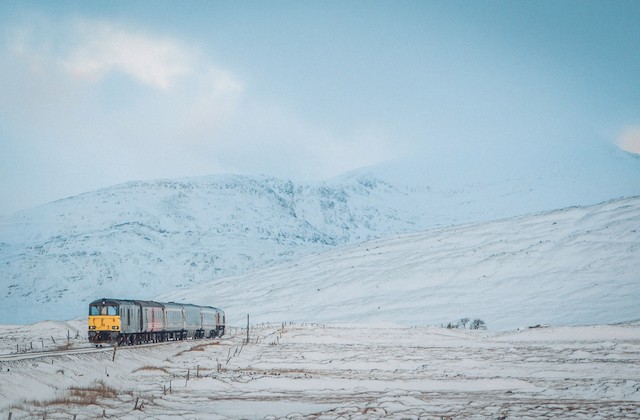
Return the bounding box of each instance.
[165,195,640,330]
[0,174,434,324]
[1,139,639,326]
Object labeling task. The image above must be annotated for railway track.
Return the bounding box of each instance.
[0,336,229,362]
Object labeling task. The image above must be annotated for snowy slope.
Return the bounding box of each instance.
[165,196,640,330]
[0,174,432,324]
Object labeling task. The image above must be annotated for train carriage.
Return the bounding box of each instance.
[201,306,225,338]
[135,300,164,342]
[181,303,205,339]
[162,302,187,340]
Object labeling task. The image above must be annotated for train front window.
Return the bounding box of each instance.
[90,305,118,316]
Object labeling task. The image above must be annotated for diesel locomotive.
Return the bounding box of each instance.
[88,298,225,346]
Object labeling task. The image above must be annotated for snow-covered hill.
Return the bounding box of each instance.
[0,174,433,324]
[1,142,639,326]
[165,196,640,330]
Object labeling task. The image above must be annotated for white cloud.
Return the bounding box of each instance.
[6,16,244,144]
[9,16,243,96]
[62,20,193,89]
[617,126,640,155]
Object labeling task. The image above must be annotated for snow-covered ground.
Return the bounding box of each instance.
[1,321,639,419]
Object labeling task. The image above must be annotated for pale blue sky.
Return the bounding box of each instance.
[1,1,639,215]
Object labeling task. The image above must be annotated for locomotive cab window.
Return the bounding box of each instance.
[89,305,118,316]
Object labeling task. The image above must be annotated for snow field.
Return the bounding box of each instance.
[1,322,639,418]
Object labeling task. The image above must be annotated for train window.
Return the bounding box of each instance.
[90,305,119,315]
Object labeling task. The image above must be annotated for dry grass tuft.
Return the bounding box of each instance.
[17,380,119,409]
[55,380,118,406]
[174,341,219,357]
[133,365,171,374]
[55,342,74,351]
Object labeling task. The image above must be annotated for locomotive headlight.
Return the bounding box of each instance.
[112,326,119,330]
[89,326,96,330]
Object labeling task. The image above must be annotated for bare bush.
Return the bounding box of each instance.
[470,319,487,330]
[443,318,487,330]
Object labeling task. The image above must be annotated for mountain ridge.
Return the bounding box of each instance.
[1,164,639,326]
[0,174,428,324]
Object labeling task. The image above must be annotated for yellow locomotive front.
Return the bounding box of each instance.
[88,300,121,344]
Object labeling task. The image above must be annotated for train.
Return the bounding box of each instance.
[88,298,225,346]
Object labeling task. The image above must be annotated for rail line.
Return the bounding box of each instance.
[0,336,230,363]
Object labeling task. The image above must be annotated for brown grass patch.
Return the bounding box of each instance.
[18,380,118,408]
[55,342,74,351]
[133,365,171,374]
[174,341,220,357]
[58,381,118,405]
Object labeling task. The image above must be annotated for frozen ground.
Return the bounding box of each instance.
[1,321,639,419]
